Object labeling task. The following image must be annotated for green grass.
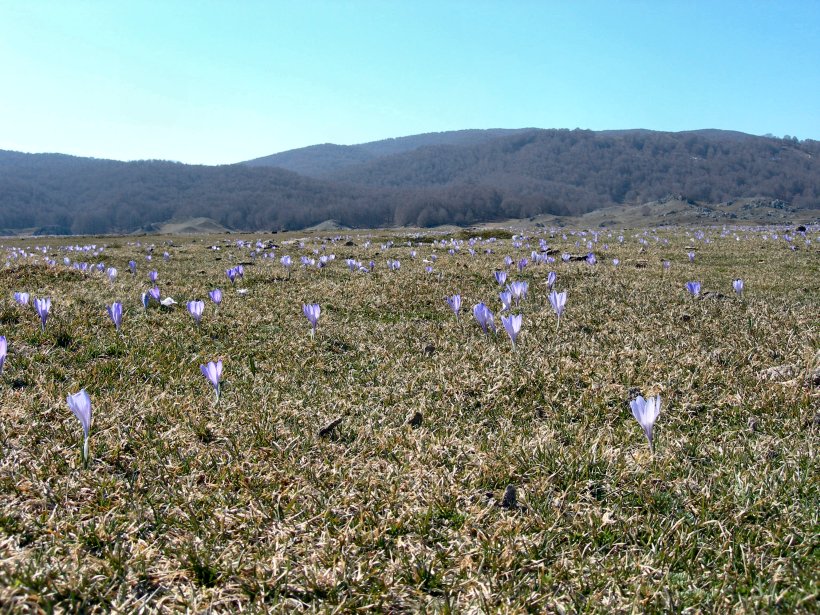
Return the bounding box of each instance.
[0,227,817,612]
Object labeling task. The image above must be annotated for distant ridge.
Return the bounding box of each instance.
[1,128,817,234]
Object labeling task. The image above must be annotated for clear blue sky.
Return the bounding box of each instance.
[1,1,818,165]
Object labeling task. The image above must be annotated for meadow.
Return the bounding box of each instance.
[0,225,817,613]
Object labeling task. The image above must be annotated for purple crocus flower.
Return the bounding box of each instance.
[688,252,695,263]
[129,260,137,275]
[209,289,222,305]
[494,271,507,286]
[141,292,150,309]
[425,265,434,274]
[612,258,620,266]
[561,253,571,262]
[67,389,92,464]
[662,260,671,271]
[446,294,462,319]
[517,258,528,272]
[226,267,237,284]
[503,255,514,268]
[686,281,701,297]
[235,265,244,278]
[0,335,6,374]
[149,270,158,283]
[507,281,528,306]
[472,303,495,334]
[546,271,556,290]
[732,279,744,295]
[107,302,123,332]
[548,290,567,329]
[499,291,512,312]
[501,314,522,349]
[302,303,321,336]
[586,253,597,265]
[200,359,223,400]
[34,297,51,331]
[106,267,117,283]
[187,300,205,324]
[14,292,29,306]
[630,394,661,452]
[149,286,161,302]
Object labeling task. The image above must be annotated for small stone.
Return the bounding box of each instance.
[501,485,517,509]
[424,343,436,357]
[318,417,343,438]
[406,411,423,427]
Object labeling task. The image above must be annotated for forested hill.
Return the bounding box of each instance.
[1,128,818,235]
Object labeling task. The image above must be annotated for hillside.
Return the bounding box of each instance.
[242,129,530,176]
[1,129,818,234]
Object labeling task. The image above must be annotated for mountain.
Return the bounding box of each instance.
[1,128,817,235]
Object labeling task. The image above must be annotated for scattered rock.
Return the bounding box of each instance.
[635,260,648,268]
[501,485,518,509]
[318,417,343,438]
[406,411,423,428]
[796,225,807,233]
[681,313,692,322]
[344,240,356,246]
[424,343,436,357]
[758,365,795,381]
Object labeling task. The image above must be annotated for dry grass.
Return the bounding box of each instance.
[0,227,817,613]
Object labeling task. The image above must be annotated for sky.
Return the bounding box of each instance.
[1,0,818,165]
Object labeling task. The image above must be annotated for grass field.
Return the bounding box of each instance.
[0,226,817,612]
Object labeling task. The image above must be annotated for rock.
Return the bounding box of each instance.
[501,485,518,509]
[424,343,436,357]
[318,417,343,438]
[758,365,795,381]
[406,411,423,427]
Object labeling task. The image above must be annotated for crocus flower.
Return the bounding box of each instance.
[107,302,123,332]
[106,267,117,282]
[546,271,556,290]
[149,286,161,302]
[662,260,671,271]
[612,258,620,266]
[67,389,92,465]
[0,335,6,374]
[688,252,695,262]
[209,289,222,305]
[226,268,237,284]
[129,260,137,274]
[141,292,150,309]
[501,314,522,349]
[686,281,701,297]
[472,303,495,334]
[732,279,744,295]
[13,292,29,306]
[200,359,223,401]
[507,281,528,306]
[586,253,597,265]
[446,294,462,319]
[494,271,507,286]
[149,270,158,283]
[548,290,567,329]
[630,394,661,452]
[34,297,51,331]
[302,303,321,336]
[499,291,512,312]
[187,300,205,324]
